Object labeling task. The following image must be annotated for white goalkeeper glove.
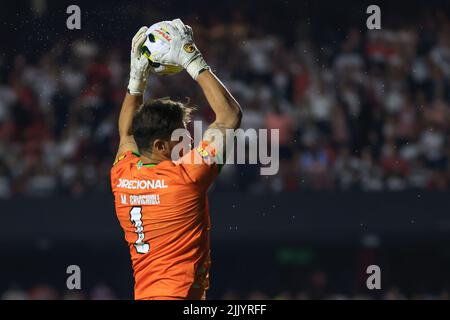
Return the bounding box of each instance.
[150,19,209,80]
[128,26,151,95]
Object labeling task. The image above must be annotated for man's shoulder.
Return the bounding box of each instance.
[112,157,184,183]
[112,151,140,168]
[111,151,141,183]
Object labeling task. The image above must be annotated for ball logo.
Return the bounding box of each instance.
[184,43,196,54]
[155,29,171,42]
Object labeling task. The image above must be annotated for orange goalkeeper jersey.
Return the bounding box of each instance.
[110,143,219,300]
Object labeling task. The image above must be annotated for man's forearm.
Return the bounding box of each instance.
[197,70,242,129]
[119,26,150,138]
[118,93,143,137]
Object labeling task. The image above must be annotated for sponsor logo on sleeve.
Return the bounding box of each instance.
[113,153,128,166]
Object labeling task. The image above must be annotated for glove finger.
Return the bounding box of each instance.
[171,18,187,34]
[132,27,148,52]
[185,25,193,37]
[139,56,150,71]
[160,21,179,39]
[132,26,148,53]
[136,32,148,50]
[133,36,145,54]
[135,26,148,39]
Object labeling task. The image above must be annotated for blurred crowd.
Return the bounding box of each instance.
[0,9,449,198]
[2,284,448,301]
[1,284,118,300]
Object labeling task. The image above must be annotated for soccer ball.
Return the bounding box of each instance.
[140,22,183,76]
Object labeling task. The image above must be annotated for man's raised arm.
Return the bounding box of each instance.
[151,19,242,157]
[115,27,151,161]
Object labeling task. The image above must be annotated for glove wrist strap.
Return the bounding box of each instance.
[127,78,146,95]
[186,56,209,80]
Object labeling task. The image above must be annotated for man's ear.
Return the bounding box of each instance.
[153,139,165,152]
[153,139,171,155]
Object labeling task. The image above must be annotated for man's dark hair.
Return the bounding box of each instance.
[132,98,194,153]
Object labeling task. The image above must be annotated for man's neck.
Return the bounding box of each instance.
[139,152,168,165]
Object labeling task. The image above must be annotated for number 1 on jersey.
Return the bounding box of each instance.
[129,207,150,254]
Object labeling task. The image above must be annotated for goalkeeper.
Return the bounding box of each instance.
[111,19,242,300]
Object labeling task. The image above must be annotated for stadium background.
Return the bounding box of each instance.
[0,0,449,299]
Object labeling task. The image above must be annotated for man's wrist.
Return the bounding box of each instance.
[185,56,209,80]
[127,77,146,95]
[127,88,143,96]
